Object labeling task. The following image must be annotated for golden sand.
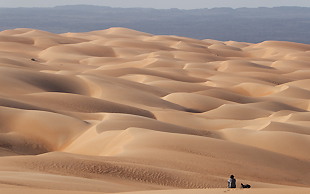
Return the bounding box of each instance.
[0,28,309,193]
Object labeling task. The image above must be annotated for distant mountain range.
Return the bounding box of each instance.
[0,5,310,44]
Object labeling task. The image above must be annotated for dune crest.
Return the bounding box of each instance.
[0,27,310,194]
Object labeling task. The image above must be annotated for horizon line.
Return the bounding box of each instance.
[0,4,310,10]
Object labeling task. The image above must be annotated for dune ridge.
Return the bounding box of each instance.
[0,27,310,194]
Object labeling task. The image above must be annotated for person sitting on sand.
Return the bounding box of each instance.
[228,175,236,188]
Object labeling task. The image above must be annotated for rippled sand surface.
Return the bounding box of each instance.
[0,28,310,194]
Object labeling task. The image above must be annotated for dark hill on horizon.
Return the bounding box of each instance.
[0,5,310,44]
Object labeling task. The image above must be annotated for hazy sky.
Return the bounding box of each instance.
[1,0,310,9]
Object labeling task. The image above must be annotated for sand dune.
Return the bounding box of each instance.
[0,27,310,194]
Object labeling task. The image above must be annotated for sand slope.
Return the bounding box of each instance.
[0,27,310,194]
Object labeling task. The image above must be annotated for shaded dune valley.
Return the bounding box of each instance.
[0,27,310,194]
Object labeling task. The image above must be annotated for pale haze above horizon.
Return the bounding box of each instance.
[1,0,310,9]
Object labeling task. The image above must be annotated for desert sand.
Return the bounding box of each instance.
[0,27,310,194]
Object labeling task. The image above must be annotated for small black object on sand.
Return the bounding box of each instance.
[241,183,251,188]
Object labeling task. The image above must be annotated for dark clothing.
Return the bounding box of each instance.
[228,178,236,188]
